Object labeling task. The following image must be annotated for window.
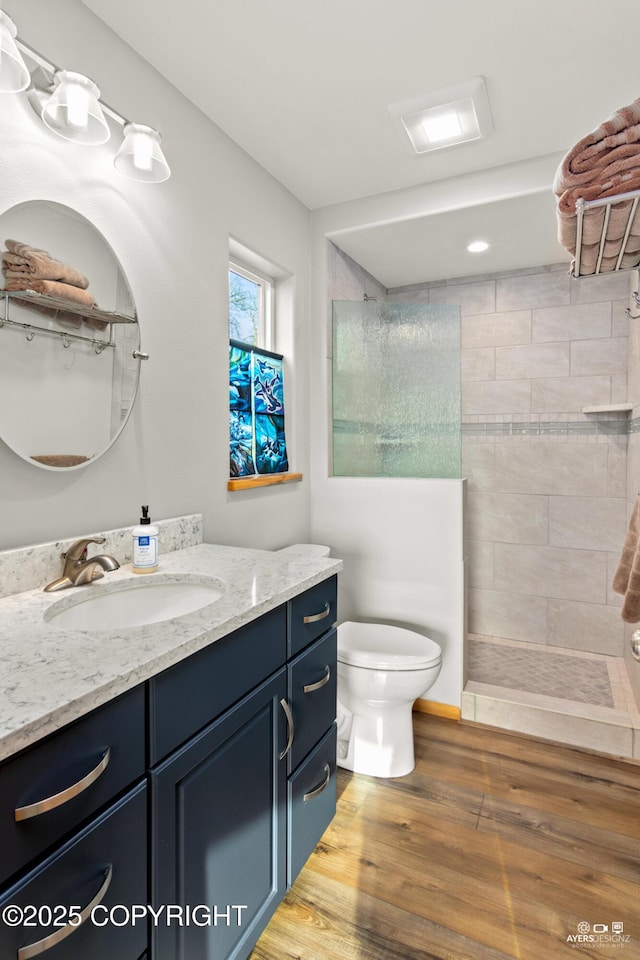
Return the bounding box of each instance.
[229,257,296,486]
[228,261,273,348]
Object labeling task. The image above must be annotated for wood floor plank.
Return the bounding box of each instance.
[413,720,640,836]
[251,714,640,960]
[251,870,518,960]
[478,792,640,883]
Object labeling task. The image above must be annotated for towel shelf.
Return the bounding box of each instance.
[573,188,640,278]
[0,290,138,353]
[1,289,137,324]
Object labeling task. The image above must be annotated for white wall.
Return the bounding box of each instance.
[0,0,311,551]
[312,477,466,707]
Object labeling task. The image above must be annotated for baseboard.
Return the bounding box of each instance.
[414,698,461,720]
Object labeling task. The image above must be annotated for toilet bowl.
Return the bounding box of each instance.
[337,621,441,779]
[276,543,442,779]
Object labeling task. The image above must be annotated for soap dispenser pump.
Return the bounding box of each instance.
[132,505,159,573]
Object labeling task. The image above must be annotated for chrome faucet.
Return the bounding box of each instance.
[44,537,120,592]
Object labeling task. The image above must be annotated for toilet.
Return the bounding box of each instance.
[277,543,442,779]
[336,620,441,778]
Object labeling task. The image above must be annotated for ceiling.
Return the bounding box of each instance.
[81,0,640,286]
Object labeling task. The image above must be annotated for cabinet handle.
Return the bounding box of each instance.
[303,764,331,802]
[17,864,113,959]
[279,698,294,760]
[14,748,111,822]
[303,665,331,694]
[303,602,331,625]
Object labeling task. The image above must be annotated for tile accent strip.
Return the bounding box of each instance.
[462,418,629,438]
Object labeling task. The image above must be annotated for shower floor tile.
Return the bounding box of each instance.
[467,634,616,707]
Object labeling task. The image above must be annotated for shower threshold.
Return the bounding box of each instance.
[462,634,640,761]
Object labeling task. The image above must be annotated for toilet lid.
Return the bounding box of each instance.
[337,620,441,670]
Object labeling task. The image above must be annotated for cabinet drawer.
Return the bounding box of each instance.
[0,782,147,960]
[0,686,145,889]
[288,576,337,657]
[149,604,287,763]
[288,724,336,885]
[288,628,336,772]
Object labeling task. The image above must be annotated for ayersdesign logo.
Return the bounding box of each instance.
[566,920,631,948]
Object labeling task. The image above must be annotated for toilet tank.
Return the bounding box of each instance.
[277,543,331,558]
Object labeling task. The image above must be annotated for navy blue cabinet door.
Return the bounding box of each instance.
[151,669,287,960]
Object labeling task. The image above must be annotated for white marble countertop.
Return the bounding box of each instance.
[0,543,342,763]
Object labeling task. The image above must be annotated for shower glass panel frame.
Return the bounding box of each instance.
[332,300,461,479]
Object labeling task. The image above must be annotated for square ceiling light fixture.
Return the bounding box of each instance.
[389,76,492,155]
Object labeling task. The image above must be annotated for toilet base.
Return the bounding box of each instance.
[336,700,416,778]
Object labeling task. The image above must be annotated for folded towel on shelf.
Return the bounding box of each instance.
[554,98,640,193]
[3,239,90,289]
[3,278,108,332]
[2,277,96,306]
[5,239,48,256]
[554,98,640,272]
[613,497,640,623]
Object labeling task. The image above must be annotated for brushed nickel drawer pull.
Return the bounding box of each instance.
[279,698,294,760]
[303,602,330,625]
[303,764,331,802]
[14,748,111,822]
[17,864,113,959]
[303,665,331,694]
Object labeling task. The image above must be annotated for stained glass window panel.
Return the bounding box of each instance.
[229,341,288,477]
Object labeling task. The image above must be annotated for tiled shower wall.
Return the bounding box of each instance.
[389,266,632,657]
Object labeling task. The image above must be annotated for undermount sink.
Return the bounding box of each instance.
[44,577,225,631]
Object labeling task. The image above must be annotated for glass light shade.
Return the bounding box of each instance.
[41,70,110,145]
[114,123,170,183]
[0,11,30,93]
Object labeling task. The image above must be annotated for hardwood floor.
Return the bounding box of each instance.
[250,714,640,960]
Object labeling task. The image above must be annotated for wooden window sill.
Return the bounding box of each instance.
[227,472,303,491]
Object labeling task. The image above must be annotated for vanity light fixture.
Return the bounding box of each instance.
[0,11,30,93]
[389,76,492,156]
[114,123,170,183]
[1,13,171,182]
[41,70,110,145]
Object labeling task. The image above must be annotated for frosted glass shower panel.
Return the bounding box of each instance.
[332,300,461,477]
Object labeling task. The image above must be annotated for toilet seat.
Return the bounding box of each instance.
[338,620,441,670]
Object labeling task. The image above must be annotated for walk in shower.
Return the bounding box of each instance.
[322,242,640,759]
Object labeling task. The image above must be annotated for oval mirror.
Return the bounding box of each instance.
[0,200,141,470]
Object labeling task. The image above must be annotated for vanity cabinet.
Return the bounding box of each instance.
[150,574,338,960]
[0,572,338,960]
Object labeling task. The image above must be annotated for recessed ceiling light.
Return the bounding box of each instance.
[388,77,492,156]
[422,111,462,143]
[467,240,490,253]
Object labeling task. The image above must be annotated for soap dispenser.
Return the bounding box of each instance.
[132,505,159,573]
